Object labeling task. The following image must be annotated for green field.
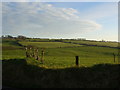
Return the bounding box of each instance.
[19,41,82,48]
[2,39,119,68]
[2,39,119,88]
[64,40,118,47]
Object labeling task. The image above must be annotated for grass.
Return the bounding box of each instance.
[2,49,25,60]
[2,39,120,88]
[2,40,23,51]
[2,59,119,88]
[2,40,119,67]
[64,40,118,47]
[19,41,82,48]
[2,40,25,60]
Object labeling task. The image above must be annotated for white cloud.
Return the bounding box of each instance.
[2,2,101,38]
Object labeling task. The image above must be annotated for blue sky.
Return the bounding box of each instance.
[2,2,118,41]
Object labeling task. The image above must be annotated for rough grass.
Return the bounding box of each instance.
[2,40,22,47]
[2,40,23,51]
[2,59,119,88]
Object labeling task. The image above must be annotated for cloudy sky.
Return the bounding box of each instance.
[2,2,118,41]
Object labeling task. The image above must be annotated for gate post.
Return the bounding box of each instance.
[75,56,79,66]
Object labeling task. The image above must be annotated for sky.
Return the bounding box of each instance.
[2,2,118,41]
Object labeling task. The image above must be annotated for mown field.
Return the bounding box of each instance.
[2,39,120,88]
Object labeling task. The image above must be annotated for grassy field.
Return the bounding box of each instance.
[2,40,119,67]
[63,40,118,47]
[19,41,82,48]
[2,39,120,88]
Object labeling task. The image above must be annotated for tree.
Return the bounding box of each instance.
[17,35,26,40]
[5,35,13,38]
[101,39,105,42]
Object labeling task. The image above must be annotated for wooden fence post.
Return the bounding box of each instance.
[118,53,120,64]
[41,49,44,63]
[25,47,29,58]
[113,53,115,63]
[36,48,39,60]
[75,56,79,66]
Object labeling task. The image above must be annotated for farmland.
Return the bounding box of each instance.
[2,38,120,88]
[2,39,119,68]
[19,41,82,48]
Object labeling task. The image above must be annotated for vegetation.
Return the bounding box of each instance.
[19,41,82,48]
[1,36,120,88]
[2,59,119,88]
[63,39,118,48]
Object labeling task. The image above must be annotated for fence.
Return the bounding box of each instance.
[25,46,119,66]
[25,45,44,63]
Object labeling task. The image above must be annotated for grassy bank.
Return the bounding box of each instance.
[2,59,119,88]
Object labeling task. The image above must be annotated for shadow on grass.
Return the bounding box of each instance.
[2,59,120,88]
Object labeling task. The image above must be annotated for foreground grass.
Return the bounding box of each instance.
[2,46,119,67]
[2,59,119,88]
